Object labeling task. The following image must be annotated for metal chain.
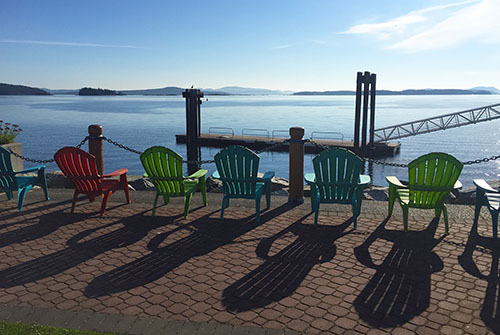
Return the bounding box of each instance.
[462,154,500,165]
[8,136,89,164]
[102,136,143,155]
[255,139,290,154]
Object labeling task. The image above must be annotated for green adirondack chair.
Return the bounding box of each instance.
[305,148,370,227]
[473,179,500,238]
[0,146,49,210]
[213,145,275,222]
[386,152,463,234]
[140,146,207,218]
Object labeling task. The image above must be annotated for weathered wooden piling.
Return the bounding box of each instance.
[288,127,305,205]
[182,89,204,175]
[88,124,104,175]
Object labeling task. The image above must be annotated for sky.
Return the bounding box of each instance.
[1,0,499,91]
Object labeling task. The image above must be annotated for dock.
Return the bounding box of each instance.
[175,133,400,157]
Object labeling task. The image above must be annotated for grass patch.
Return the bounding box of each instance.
[0,321,116,335]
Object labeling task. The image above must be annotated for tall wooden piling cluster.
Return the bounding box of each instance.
[182,88,204,175]
[353,71,376,155]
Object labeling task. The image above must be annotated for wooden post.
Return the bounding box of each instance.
[354,72,362,150]
[288,127,305,205]
[361,71,370,152]
[182,89,204,175]
[88,124,104,175]
[369,73,377,148]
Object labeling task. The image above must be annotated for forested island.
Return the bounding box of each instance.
[0,83,51,95]
[78,87,122,96]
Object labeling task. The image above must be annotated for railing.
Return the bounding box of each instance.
[208,127,234,137]
[373,103,500,142]
[271,130,289,139]
[242,128,270,138]
[310,131,344,142]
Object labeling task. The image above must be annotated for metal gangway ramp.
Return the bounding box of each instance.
[373,103,500,142]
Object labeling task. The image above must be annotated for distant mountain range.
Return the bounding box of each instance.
[1,83,499,96]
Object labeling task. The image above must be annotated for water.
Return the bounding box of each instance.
[1,94,500,187]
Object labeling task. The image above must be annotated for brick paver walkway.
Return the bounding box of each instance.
[0,190,498,334]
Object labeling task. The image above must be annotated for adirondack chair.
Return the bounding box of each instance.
[0,146,49,210]
[473,179,500,238]
[213,145,275,222]
[305,148,370,227]
[54,147,130,216]
[140,146,207,218]
[387,152,463,234]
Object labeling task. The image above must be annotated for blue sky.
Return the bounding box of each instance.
[1,0,499,91]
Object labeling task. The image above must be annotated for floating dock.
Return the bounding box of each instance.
[175,133,400,157]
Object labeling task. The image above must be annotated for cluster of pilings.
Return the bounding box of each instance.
[353,71,376,155]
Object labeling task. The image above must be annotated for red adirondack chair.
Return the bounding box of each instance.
[54,147,130,215]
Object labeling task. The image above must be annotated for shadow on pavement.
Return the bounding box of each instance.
[353,217,444,328]
[222,215,354,312]
[0,210,180,288]
[459,219,500,333]
[84,203,293,297]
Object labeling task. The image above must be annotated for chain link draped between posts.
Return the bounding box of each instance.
[8,135,500,168]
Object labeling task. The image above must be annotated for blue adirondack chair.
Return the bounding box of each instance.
[0,146,49,210]
[213,145,274,222]
[305,147,370,227]
[473,179,500,238]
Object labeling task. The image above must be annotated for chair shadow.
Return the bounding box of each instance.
[222,216,354,312]
[353,217,444,328]
[0,198,74,224]
[0,210,181,288]
[84,203,293,297]
[458,219,500,333]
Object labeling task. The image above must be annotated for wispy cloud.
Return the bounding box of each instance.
[271,44,291,50]
[340,0,500,52]
[0,39,145,49]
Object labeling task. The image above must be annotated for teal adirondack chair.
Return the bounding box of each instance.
[473,179,500,238]
[140,146,207,218]
[387,152,463,234]
[213,145,275,222]
[305,148,370,227]
[0,146,49,210]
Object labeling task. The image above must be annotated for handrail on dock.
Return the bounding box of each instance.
[272,130,289,139]
[310,131,344,142]
[242,128,270,138]
[208,127,234,136]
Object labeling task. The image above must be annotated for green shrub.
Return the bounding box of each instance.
[0,121,22,144]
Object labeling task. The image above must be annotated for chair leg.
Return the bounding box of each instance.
[474,195,483,224]
[265,181,271,210]
[442,204,449,234]
[314,202,320,226]
[388,185,396,217]
[255,196,261,222]
[121,174,130,204]
[352,203,358,229]
[402,206,409,232]
[71,190,79,213]
[310,185,317,212]
[100,191,112,216]
[17,186,32,211]
[184,192,194,219]
[491,211,499,238]
[39,170,50,201]
[199,177,207,206]
[152,193,160,216]
[6,190,13,200]
[220,195,227,220]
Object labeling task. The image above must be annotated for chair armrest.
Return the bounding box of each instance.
[474,179,498,193]
[212,170,220,179]
[15,165,45,174]
[187,169,208,179]
[102,168,128,178]
[358,174,371,187]
[386,176,406,188]
[304,173,316,184]
[258,171,275,182]
[453,180,462,190]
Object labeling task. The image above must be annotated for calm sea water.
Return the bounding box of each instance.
[1,95,500,187]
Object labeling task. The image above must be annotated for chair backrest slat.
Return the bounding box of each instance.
[0,147,17,190]
[313,148,362,202]
[54,147,101,193]
[215,145,259,197]
[407,152,463,207]
[140,146,184,196]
